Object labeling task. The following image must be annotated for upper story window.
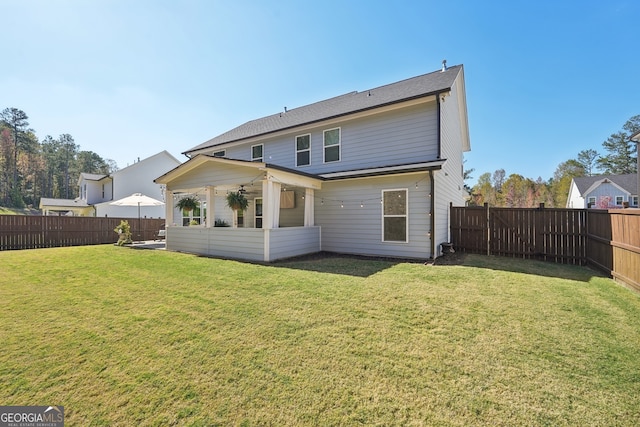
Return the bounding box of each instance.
[296,134,311,166]
[251,144,263,162]
[587,196,596,208]
[213,150,226,157]
[382,189,408,243]
[323,128,341,163]
[615,195,624,206]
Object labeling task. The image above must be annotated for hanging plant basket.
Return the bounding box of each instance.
[226,192,249,211]
[176,195,199,212]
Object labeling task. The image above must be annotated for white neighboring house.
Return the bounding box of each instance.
[40,151,182,217]
[155,64,471,262]
[566,174,639,209]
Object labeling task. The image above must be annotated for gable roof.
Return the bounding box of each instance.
[184,65,464,155]
[113,150,181,175]
[573,174,638,195]
[79,173,109,181]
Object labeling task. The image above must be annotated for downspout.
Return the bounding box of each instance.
[429,169,436,260]
[430,91,443,259]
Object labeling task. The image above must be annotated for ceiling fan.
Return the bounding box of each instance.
[238,184,259,195]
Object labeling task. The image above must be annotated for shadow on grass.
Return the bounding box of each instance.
[272,251,412,278]
[436,252,607,283]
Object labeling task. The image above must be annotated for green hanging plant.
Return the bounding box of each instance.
[176,195,199,212]
[226,192,249,211]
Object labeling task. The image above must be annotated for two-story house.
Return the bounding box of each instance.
[566,174,639,209]
[155,64,470,261]
[40,150,181,217]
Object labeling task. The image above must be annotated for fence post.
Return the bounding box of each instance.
[485,203,490,256]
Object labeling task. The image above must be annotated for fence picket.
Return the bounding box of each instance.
[0,216,165,251]
[451,206,639,291]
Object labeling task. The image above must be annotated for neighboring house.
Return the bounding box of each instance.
[155,64,470,261]
[40,151,181,217]
[566,174,639,209]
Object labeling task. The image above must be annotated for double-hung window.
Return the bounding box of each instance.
[251,144,263,162]
[632,195,639,207]
[323,128,340,163]
[382,189,408,242]
[615,195,624,206]
[296,134,311,166]
[587,196,596,208]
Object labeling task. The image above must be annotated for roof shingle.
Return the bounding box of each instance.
[185,65,463,154]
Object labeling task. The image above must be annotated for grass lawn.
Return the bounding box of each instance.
[1,246,639,426]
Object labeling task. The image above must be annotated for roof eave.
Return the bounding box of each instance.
[183,90,451,157]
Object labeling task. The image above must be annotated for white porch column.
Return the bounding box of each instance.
[304,188,314,226]
[205,186,214,228]
[165,190,173,226]
[262,179,281,229]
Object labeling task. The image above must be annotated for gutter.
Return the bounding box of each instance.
[429,91,443,259]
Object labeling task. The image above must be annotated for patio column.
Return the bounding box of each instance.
[262,179,281,229]
[205,186,214,228]
[165,190,173,226]
[304,188,314,226]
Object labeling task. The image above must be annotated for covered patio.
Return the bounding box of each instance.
[154,155,323,262]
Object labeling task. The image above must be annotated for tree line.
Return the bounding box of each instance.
[467,115,639,208]
[0,107,117,208]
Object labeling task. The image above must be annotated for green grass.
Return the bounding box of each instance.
[1,246,639,426]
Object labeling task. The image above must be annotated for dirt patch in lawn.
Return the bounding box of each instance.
[433,251,467,265]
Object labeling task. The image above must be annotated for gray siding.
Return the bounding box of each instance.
[434,76,468,255]
[167,227,264,261]
[269,227,321,259]
[316,174,432,259]
[206,102,438,175]
[586,183,631,205]
[165,226,319,261]
[278,190,305,227]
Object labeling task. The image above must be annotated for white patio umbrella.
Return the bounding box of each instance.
[110,193,164,240]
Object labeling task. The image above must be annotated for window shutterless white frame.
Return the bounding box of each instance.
[323,127,341,163]
[632,196,639,207]
[251,144,263,162]
[255,198,263,228]
[615,195,624,205]
[587,196,596,207]
[213,150,226,157]
[381,188,408,243]
[295,134,311,167]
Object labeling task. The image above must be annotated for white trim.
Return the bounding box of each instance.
[323,127,341,163]
[295,133,311,167]
[583,178,630,197]
[251,144,263,162]
[381,188,408,243]
[320,160,445,179]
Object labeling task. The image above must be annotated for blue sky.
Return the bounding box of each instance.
[2,0,638,185]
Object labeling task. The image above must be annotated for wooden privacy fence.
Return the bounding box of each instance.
[0,216,166,251]
[450,204,640,291]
